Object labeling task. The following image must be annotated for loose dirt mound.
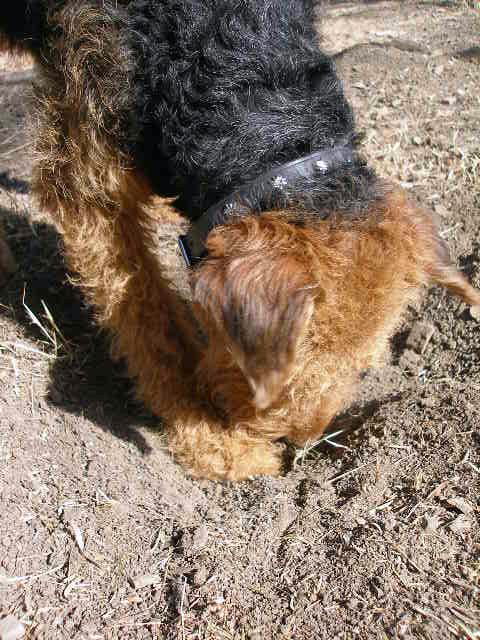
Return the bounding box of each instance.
[1,2,479,639]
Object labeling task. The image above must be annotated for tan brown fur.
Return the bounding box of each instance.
[1,5,479,480]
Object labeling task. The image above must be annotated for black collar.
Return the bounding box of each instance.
[178,138,355,267]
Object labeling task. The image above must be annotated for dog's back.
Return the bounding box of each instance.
[124,0,358,216]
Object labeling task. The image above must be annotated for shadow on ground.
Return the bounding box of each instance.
[0,196,156,455]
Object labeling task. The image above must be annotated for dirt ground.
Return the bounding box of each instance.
[1,2,479,638]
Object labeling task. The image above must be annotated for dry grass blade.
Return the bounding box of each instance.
[21,287,70,357]
[0,131,22,147]
[448,607,480,640]
[293,428,349,468]
[41,300,71,355]
[180,577,187,640]
[0,340,55,359]
[407,601,459,635]
[467,461,480,474]
[0,142,31,158]
[22,290,57,351]
[327,459,376,485]
[0,563,65,585]
[70,522,85,553]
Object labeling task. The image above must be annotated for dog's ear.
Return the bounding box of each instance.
[192,216,320,409]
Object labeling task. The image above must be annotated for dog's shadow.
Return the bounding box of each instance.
[1,192,155,455]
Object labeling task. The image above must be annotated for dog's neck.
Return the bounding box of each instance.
[178,137,356,266]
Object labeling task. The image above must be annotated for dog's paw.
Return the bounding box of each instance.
[168,419,284,481]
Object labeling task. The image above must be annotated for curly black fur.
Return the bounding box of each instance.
[125,0,372,217]
[0,1,56,54]
[0,0,377,220]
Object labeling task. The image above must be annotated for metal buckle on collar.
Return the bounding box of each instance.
[178,137,354,268]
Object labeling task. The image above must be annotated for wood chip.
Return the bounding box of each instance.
[0,616,25,640]
[130,574,162,590]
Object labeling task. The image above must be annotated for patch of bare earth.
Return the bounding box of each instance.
[1,2,479,639]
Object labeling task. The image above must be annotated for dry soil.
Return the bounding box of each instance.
[0,2,479,639]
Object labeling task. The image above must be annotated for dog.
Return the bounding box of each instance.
[1,0,479,480]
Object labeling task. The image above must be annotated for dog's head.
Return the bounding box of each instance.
[192,214,323,410]
[191,186,459,413]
